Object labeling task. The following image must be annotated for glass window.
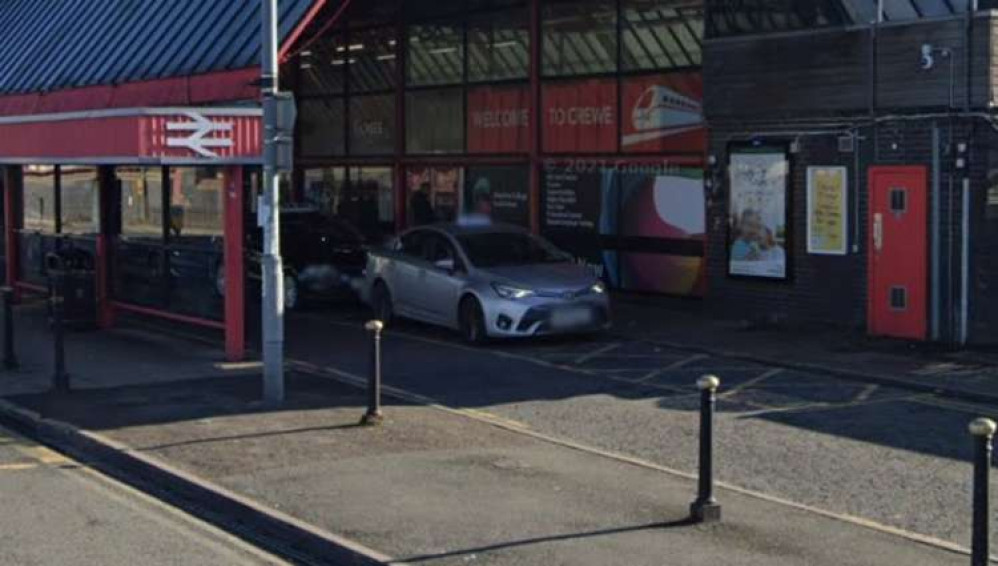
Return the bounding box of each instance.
[299,98,346,157]
[706,0,855,37]
[468,8,530,82]
[59,166,100,235]
[351,167,395,223]
[168,167,224,241]
[464,166,530,227]
[348,27,397,93]
[407,167,462,225]
[303,167,347,217]
[118,167,164,239]
[22,165,56,233]
[349,94,396,155]
[622,1,703,71]
[542,0,618,77]
[406,89,465,154]
[407,22,464,86]
[298,35,347,95]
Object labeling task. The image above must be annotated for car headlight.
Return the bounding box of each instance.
[492,283,535,300]
[591,281,606,294]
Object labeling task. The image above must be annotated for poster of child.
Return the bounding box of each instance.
[728,149,788,279]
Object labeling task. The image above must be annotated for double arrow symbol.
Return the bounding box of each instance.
[165,111,234,158]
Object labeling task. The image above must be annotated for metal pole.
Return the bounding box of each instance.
[969,417,995,566]
[51,291,68,393]
[690,374,721,523]
[1,286,17,369]
[360,320,384,426]
[931,123,941,341]
[961,177,970,345]
[261,0,284,405]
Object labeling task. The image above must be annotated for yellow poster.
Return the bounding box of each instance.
[807,167,848,255]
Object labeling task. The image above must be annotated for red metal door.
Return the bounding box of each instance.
[868,166,928,340]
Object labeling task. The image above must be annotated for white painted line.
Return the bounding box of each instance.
[573,342,621,365]
[634,353,710,383]
[721,368,783,397]
[855,383,880,403]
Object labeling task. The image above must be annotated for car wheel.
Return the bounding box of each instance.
[371,282,394,325]
[284,274,300,311]
[459,297,487,345]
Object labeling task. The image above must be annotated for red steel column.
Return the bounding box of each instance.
[223,166,246,362]
[4,166,20,301]
[529,0,542,235]
[96,166,114,329]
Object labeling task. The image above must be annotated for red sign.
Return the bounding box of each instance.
[542,79,617,154]
[467,86,530,154]
[620,73,705,154]
[0,108,262,164]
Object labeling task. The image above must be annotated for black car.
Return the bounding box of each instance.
[218,208,368,310]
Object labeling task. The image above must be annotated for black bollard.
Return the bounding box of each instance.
[970,417,996,566]
[360,320,384,426]
[1,287,17,370]
[52,295,69,393]
[690,374,721,523]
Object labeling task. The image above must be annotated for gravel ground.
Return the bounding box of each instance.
[286,311,996,550]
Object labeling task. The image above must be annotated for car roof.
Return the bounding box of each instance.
[414,222,531,238]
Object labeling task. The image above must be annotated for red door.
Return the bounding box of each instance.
[868,166,928,340]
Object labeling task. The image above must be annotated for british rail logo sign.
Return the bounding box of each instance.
[165,111,234,158]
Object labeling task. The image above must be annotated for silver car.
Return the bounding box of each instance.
[363,223,611,343]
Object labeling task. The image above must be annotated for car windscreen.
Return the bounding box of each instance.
[458,232,569,268]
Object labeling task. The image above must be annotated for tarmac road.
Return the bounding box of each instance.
[287,305,997,552]
[0,424,286,566]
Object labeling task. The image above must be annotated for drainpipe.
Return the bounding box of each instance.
[931,122,941,341]
[959,0,977,345]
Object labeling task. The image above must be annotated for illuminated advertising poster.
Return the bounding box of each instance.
[541,165,618,282]
[617,169,706,296]
[542,79,617,154]
[467,85,530,154]
[728,147,789,279]
[806,166,848,255]
[620,73,705,154]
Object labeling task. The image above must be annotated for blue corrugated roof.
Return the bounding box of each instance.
[0,0,318,95]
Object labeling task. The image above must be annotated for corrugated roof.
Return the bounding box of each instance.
[0,0,318,96]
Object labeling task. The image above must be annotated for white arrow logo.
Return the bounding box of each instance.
[165,111,234,158]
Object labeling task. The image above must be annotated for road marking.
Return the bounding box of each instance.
[573,342,621,365]
[854,383,880,403]
[633,353,710,383]
[0,462,37,471]
[721,368,783,397]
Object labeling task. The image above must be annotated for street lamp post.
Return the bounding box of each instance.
[261,0,284,405]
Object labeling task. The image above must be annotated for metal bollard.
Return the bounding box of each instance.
[970,417,996,566]
[690,374,721,523]
[1,287,17,370]
[51,295,69,393]
[360,320,384,426]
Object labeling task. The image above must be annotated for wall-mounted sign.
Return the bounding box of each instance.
[728,147,789,280]
[806,166,848,255]
[542,79,617,154]
[620,73,705,154]
[467,86,530,154]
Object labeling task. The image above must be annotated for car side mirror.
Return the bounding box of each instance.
[434,258,455,273]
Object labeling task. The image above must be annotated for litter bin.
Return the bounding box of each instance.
[45,250,97,330]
